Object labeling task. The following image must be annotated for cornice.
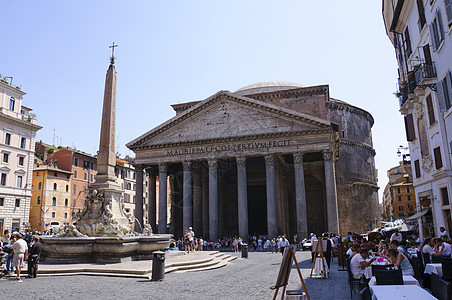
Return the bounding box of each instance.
[133,129,333,151]
[128,91,331,149]
[327,100,374,126]
[0,112,42,130]
[243,85,329,100]
[339,139,376,156]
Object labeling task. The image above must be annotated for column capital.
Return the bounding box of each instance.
[236,156,246,168]
[322,150,334,161]
[158,163,168,173]
[145,166,157,176]
[293,152,305,164]
[134,164,144,172]
[264,155,275,166]
[182,161,192,171]
[208,159,218,169]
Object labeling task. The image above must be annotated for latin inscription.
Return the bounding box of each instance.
[166,140,292,156]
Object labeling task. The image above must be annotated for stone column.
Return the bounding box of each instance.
[202,169,209,238]
[208,159,219,241]
[293,152,308,240]
[323,150,340,234]
[192,164,202,236]
[236,156,248,240]
[265,155,278,238]
[158,163,168,234]
[182,161,193,231]
[134,165,144,233]
[147,167,157,233]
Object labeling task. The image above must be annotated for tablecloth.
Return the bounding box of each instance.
[312,257,329,278]
[368,275,419,287]
[370,285,436,300]
[424,263,443,276]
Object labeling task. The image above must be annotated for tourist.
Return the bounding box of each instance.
[422,237,444,261]
[184,230,191,254]
[435,238,451,256]
[278,236,289,255]
[257,237,263,252]
[387,248,414,276]
[264,238,271,252]
[350,248,377,279]
[346,244,361,258]
[11,233,28,282]
[188,227,195,252]
[27,235,42,278]
[198,238,203,251]
[390,229,403,242]
[439,226,450,239]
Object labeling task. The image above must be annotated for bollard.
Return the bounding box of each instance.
[241,243,248,258]
[151,251,165,281]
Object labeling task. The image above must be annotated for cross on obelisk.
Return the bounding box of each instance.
[109,42,118,64]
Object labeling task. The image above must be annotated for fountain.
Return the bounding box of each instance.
[40,45,172,263]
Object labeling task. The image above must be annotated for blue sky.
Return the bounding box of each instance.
[2,1,405,201]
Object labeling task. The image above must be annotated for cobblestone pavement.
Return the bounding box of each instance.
[0,250,350,300]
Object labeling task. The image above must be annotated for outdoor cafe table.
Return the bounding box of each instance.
[364,257,389,279]
[368,275,420,287]
[424,263,443,276]
[370,285,437,300]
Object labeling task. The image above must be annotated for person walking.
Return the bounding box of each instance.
[27,236,42,278]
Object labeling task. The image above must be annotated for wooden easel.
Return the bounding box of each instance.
[270,247,310,300]
[310,239,327,279]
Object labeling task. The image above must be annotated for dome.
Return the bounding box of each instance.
[234,81,303,95]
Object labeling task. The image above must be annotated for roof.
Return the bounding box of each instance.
[34,165,73,175]
[234,81,303,95]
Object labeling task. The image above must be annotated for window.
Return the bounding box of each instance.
[74,170,77,178]
[0,174,6,186]
[407,195,411,201]
[66,185,69,192]
[73,184,77,194]
[426,94,436,125]
[414,160,421,178]
[53,183,57,190]
[434,146,443,169]
[84,173,87,180]
[399,206,404,211]
[0,198,3,206]
[90,162,94,170]
[52,197,57,206]
[404,27,412,57]
[442,187,450,205]
[407,186,410,193]
[11,219,20,231]
[15,199,20,207]
[3,153,9,163]
[20,137,26,149]
[90,174,93,182]
[416,0,426,30]
[74,157,78,167]
[51,212,56,218]
[438,71,452,111]
[64,198,68,206]
[430,9,445,51]
[18,156,24,166]
[38,182,41,190]
[404,114,416,141]
[37,196,41,205]
[53,172,57,177]
[9,97,15,111]
[445,0,452,26]
[4,133,11,145]
[397,187,401,194]
[398,196,402,202]
[16,175,22,188]
[64,212,68,219]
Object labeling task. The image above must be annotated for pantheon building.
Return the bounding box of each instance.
[127,81,380,240]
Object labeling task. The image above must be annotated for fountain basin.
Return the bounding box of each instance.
[41,234,172,264]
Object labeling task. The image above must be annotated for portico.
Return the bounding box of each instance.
[127,90,340,240]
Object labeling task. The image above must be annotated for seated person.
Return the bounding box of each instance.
[388,248,414,276]
[391,240,412,260]
[346,244,360,258]
[422,237,444,261]
[435,238,451,257]
[350,248,377,279]
[377,241,389,259]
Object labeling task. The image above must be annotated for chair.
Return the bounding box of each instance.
[371,264,394,276]
[359,286,371,300]
[442,261,452,282]
[423,252,432,264]
[374,268,404,285]
[431,273,452,300]
[346,257,360,298]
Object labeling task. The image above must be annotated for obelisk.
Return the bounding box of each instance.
[79,43,133,235]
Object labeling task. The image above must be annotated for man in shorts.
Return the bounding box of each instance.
[11,233,28,282]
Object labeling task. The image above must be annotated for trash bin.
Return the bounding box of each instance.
[241,243,248,258]
[151,251,165,281]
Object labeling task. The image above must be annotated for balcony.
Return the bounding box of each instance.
[397,63,437,108]
[414,62,437,86]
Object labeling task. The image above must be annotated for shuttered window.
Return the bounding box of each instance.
[445,0,452,26]
[414,159,421,178]
[404,27,412,57]
[426,94,436,125]
[433,146,443,169]
[416,0,426,29]
[430,9,445,51]
[438,71,452,111]
[404,114,416,141]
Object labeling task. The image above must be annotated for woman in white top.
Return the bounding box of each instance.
[388,248,414,276]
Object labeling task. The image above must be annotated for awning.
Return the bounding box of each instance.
[406,208,430,220]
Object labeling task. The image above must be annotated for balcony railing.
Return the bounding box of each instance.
[414,62,437,85]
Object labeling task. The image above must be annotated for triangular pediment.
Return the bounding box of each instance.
[127,91,331,149]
